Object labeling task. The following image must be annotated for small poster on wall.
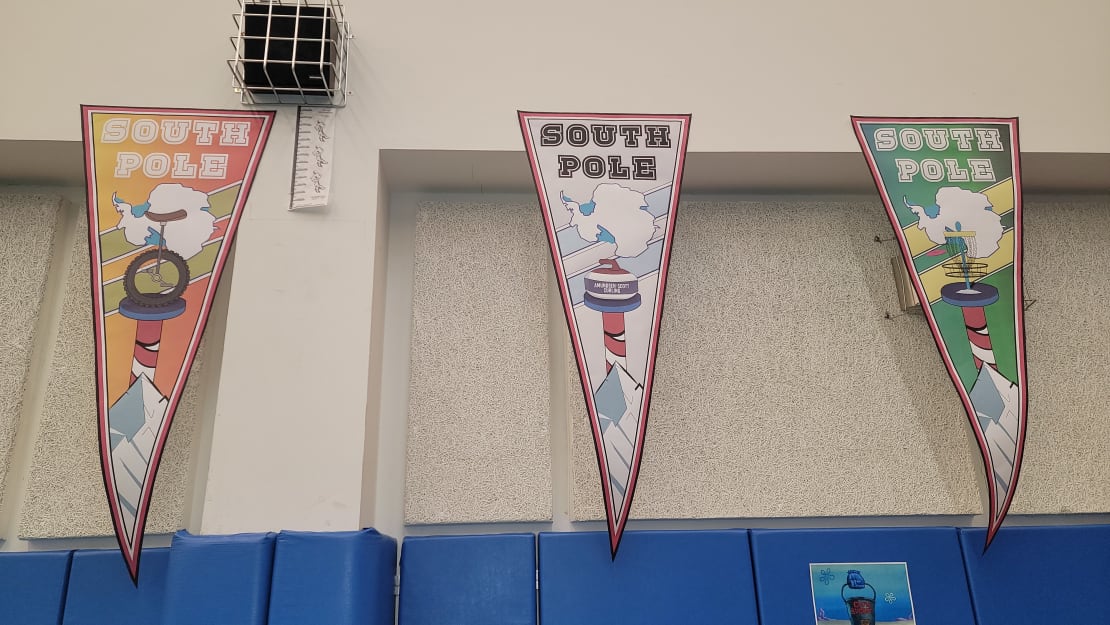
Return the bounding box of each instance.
[81,106,274,580]
[852,117,1026,546]
[519,112,691,555]
[810,563,917,625]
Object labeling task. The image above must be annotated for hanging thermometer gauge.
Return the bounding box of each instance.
[290,106,337,209]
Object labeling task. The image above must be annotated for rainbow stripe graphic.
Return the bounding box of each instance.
[82,106,274,580]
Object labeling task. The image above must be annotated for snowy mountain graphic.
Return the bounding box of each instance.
[968,364,1020,517]
[593,363,644,516]
[107,373,169,543]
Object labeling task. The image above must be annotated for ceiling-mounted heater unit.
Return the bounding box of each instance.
[891,257,921,311]
[228,0,352,106]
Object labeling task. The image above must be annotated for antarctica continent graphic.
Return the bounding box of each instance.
[853,117,1027,546]
[83,106,274,580]
[520,112,691,555]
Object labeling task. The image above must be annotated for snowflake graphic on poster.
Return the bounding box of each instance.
[885,592,897,604]
[818,568,835,585]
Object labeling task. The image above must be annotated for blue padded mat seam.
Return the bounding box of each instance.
[528,532,542,625]
[534,532,543,625]
[745,531,763,625]
[260,540,277,625]
[56,551,74,625]
[955,529,984,625]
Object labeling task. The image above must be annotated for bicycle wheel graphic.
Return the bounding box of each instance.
[123,248,191,307]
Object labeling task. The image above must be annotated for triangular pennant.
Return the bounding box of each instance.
[852,117,1027,547]
[519,112,691,555]
[81,106,274,580]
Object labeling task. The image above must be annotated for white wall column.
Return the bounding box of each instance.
[198,111,382,535]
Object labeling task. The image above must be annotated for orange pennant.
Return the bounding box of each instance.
[81,106,274,580]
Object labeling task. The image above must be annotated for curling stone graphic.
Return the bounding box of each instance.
[842,570,876,625]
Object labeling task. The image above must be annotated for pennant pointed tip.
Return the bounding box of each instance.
[118,544,141,586]
[983,518,1003,553]
[608,512,629,560]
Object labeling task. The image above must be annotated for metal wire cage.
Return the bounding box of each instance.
[228,0,351,106]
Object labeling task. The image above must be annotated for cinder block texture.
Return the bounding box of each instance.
[20,218,205,538]
[572,198,982,520]
[405,200,552,523]
[1009,198,1110,513]
[573,196,1110,520]
[0,193,63,511]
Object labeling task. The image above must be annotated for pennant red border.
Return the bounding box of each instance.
[519,111,691,555]
[81,105,275,580]
[851,116,1028,548]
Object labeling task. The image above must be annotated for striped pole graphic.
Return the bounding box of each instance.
[117,297,188,385]
[584,259,642,373]
[961,305,997,370]
[601,313,627,373]
[940,282,1000,372]
[131,320,162,383]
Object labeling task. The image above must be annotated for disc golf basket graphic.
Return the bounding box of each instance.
[943,230,988,289]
